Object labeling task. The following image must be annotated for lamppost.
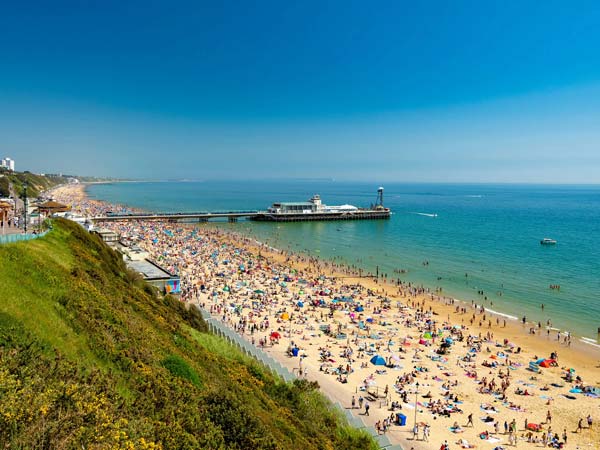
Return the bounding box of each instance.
[23,182,28,234]
[414,381,420,439]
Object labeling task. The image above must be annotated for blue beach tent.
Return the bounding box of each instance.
[370,355,386,366]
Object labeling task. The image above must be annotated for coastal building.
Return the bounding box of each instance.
[92,228,119,244]
[0,157,15,171]
[94,230,181,295]
[125,258,181,294]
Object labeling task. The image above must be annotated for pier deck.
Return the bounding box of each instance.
[92,209,390,223]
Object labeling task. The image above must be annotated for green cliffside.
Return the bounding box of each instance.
[0,170,66,198]
[0,219,376,450]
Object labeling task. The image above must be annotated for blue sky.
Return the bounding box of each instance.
[1,1,600,182]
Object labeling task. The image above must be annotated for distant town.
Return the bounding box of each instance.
[1,156,15,171]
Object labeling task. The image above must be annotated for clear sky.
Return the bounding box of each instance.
[1,1,600,182]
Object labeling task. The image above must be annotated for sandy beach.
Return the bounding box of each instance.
[51,184,600,450]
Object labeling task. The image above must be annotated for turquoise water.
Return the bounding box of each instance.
[87,181,600,339]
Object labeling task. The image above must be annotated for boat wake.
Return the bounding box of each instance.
[412,212,438,218]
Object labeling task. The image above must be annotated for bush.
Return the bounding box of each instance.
[161,354,202,387]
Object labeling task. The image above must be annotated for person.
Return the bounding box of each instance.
[358,396,364,410]
[413,423,419,440]
[423,424,429,441]
[587,414,593,429]
[577,418,583,432]
[467,413,473,427]
[351,396,356,409]
[562,428,567,444]
[364,402,370,416]
[440,440,449,450]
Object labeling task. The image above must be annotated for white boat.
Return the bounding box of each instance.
[540,238,557,245]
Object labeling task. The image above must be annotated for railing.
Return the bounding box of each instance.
[195,306,402,450]
[0,230,50,244]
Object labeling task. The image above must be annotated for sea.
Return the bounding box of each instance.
[87,181,600,343]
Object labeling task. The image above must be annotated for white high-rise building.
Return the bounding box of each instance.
[1,157,15,171]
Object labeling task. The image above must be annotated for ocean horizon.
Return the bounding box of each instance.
[86,180,600,341]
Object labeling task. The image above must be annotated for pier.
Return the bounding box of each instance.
[91,187,391,223]
[92,211,258,223]
[91,209,390,223]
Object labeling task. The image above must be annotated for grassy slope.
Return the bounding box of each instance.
[0,170,66,198]
[0,219,377,450]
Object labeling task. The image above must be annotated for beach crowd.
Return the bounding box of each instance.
[51,185,599,450]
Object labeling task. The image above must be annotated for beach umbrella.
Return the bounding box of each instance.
[223,286,230,292]
[370,355,386,366]
[366,317,373,323]
[281,313,290,320]
[254,289,265,294]
[297,301,304,307]
[423,332,432,339]
[270,331,281,339]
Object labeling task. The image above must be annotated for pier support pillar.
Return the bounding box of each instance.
[228,216,238,223]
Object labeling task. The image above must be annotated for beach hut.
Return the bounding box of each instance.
[370,355,386,366]
[37,200,70,217]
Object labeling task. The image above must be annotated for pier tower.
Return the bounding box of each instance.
[375,187,384,209]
